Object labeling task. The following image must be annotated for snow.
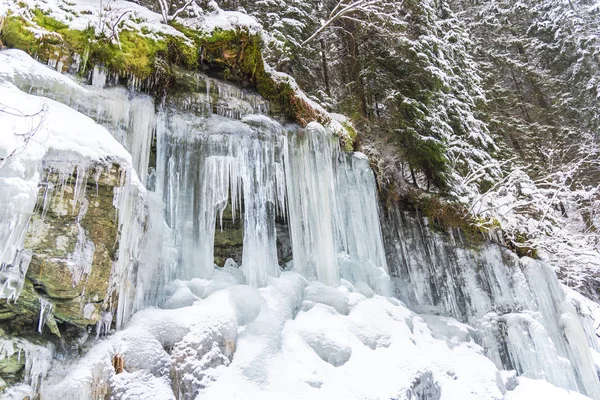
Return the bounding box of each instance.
[39,270,510,400]
[2,29,600,400]
[0,52,132,165]
[0,0,261,49]
[0,0,187,42]
[194,7,261,33]
[0,49,82,93]
[506,378,593,400]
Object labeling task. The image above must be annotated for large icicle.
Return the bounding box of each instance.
[285,123,340,286]
[285,123,391,294]
[127,95,156,184]
[155,111,286,287]
[335,153,391,295]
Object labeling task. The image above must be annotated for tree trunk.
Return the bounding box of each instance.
[320,39,331,97]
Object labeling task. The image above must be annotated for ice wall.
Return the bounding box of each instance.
[285,123,391,294]
[382,207,600,399]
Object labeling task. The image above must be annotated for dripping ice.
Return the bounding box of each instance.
[383,208,600,398]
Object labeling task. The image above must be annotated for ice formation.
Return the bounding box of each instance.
[383,207,600,398]
[1,48,600,400]
[0,338,54,397]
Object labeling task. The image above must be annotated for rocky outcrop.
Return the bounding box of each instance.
[0,164,124,338]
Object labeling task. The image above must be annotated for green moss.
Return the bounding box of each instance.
[93,30,166,78]
[341,121,357,151]
[190,27,328,125]
[416,195,480,238]
[504,232,538,259]
[1,16,41,56]
[1,10,327,125]
[1,11,175,79]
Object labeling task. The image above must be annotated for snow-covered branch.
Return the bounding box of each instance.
[155,0,198,24]
[301,0,403,46]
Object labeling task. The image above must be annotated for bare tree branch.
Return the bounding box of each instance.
[0,102,48,168]
[301,0,403,47]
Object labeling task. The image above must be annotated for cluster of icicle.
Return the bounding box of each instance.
[3,58,391,329]
[383,209,600,398]
[153,110,390,296]
[0,338,53,398]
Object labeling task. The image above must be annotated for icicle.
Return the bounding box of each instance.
[91,66,107,88]
[383,205,600,398]
[95,311,113,338]
[67,197,96,286]
[285,124,390,294]
[37,297,53,333]
[0,249,32,302]
[155,111,285,287]
[127,95,155,185]
[0,337,53,395]
[110,168,172,329]
[285,123,340,286]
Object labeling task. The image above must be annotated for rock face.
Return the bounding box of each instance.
[0,164,124,339]
[212,202,292,267]
[213,202,244,267]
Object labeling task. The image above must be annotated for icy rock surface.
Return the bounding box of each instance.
[383,207,600,398]
[0,337,54,397]
[0,78,135,307]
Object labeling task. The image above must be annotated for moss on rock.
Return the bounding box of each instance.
[0,164,124,337]
[1,9,328,126]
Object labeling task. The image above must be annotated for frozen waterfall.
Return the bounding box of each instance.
[382,207,600,398]
[0,49,391,322]
[2,49,600,400]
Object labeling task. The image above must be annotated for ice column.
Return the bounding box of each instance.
[335,153,391,295]
[127,95,155,184]
[285,123,391,293]
[285,122,340,286]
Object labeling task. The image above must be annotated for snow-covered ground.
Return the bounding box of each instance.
[35,267,587,400]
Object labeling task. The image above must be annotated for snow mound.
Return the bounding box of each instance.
[38,270,523,400]
[506,377,593,400]
[195,6,261,33]
[303,281,350,315]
